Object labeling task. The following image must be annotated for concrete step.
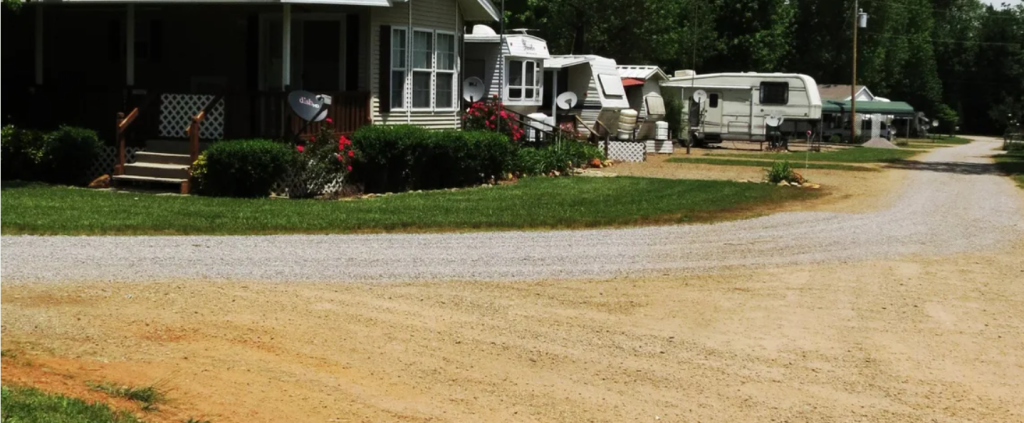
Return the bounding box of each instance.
[135,151,192,166]
[124,162,190,180]
[145,139,209,155]
[112,174,187,185]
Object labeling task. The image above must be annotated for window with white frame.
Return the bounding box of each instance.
[411,29,433,109]
[435,32,456,109]
[390,27,408,109]
[507,59,541,102]
[390,27,458,110]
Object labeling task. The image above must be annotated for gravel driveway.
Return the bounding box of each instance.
[3,137,1022,283]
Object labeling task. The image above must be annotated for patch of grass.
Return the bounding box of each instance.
[994,151,1024,188]
[708,147,920,163]
[904,136,972,145]
[666,157,876,172]
[1,385,145,423]
[1,350,17,358]
[184,418,211,423]
[0,177,817,235]
[87,382,162,407]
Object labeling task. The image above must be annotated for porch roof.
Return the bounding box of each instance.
[43,0,500,21]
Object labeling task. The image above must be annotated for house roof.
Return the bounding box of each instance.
[822,100,915,116]
[544,56,589,69]
[52,0,499,21]
[818,84,871,101]
[616,65,669,81]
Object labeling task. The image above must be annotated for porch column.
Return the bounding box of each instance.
[551,71,558,119]
[34,4,43,85]
[126,4,135,86]
[282,4,291,90]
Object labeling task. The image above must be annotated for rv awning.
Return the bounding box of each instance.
[621,78,645,87]
[823,100,915,116]
[48,0,500,21]
[544,57,588,69]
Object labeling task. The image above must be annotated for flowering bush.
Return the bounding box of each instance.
[291,118,356,198]
[462,96,526,141]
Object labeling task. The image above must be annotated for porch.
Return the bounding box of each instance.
[3,3,374,145]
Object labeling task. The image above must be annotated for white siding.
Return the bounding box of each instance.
[463,41,503,101]
[369,0,463,129]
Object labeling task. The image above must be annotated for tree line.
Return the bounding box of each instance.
[504,0,1024,135]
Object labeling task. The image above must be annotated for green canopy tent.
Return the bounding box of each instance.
[822,100,915,117]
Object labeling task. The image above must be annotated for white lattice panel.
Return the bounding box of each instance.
[159,94,225,140]
[271,167,348,198]
[604,141,646,162]
[89,146,145,180]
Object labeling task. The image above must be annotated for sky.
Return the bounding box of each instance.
[982,0,1022,8]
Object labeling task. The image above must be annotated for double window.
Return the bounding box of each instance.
[507,59,541,102]
[390,27,457,110]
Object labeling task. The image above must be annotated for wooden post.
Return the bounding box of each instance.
[115,112,125,175]
[190,115,201,164]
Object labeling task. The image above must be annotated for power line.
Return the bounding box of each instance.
[867,32,1023,47]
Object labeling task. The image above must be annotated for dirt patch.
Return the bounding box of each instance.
[603,152,906,213]
[4,244,1024,422]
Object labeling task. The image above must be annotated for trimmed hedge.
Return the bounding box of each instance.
[197,139,295,197]
[1,125,102,185]
[349,125,517,193]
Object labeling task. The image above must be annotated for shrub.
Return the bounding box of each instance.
[828,135,842,144]
[290,119,355,198]
[765,160,797,183]
[1,125,101,185]
[199,139,295,197]
[462,97,526,141]
[514,141,606,176]
[349,125,518,193]
[894,139,910,147]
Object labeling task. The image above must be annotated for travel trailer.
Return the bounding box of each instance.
[661,71,822,144]
[617,65,669,139]
[463,26,550,114]
[544,55,630,137]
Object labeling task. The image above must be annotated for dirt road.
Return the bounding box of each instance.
[2,138,1022,283]
[3,137,1024,422]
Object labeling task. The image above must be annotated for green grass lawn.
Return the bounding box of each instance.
[994,151,1024,188]
[708,147,920,163]
[1,386,144,423]
[666,157,876,172]
[902,136,972,145]
[0,177,817,235]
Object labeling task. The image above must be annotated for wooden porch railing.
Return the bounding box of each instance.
[114,108,139,175]
[186,94,224,164]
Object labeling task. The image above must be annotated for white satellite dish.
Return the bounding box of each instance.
[462,77,486,103]
[765,114,784,128]
[555,92,578,110]
[692,89,707,103]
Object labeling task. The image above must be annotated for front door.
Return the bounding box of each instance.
[704,91,723,134]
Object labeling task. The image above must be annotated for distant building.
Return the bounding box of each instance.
[817,84,875,102]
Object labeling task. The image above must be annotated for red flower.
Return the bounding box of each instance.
[346,165,353,172]
[335,153,343,161]
[348,150,355,157]
[325,117,333,124]
[500,111,508,118]
[296,145,304,153]
[310,136,315,142]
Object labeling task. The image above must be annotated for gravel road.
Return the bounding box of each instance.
[3,137,1022,283]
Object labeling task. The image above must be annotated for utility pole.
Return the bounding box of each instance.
[851,0,858,143]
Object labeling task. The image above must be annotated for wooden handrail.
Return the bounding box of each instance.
[187,94,223,165]
[114,108,139,175]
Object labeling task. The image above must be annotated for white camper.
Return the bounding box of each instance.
[617,65,669,139]
[544,55,630,137]
[661,71,822,144]
[463,26,550,114]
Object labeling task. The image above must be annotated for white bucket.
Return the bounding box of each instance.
[655,121,669,141]
[617,109,639,141]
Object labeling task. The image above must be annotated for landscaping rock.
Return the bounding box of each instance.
[777,181,790,187]
[88,174,111,189]
[862,138,898,149]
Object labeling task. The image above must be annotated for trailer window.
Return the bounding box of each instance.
[709,93,719,108]
[760,82,789,105]
[507,59,542,102]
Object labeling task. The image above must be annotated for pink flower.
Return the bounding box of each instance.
[500,111,508,118]
[346,165,353,172]
[310,136,315,142]
[296,145,304,153]
[325,117,333,124]
[335,153,343,161]
[348,150,355,157]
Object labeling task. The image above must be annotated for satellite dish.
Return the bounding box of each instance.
[765,114,784,128]
[462,77,486,103]
[692,89,707,103]
[556,92,578,110]
[288,90,330,122]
